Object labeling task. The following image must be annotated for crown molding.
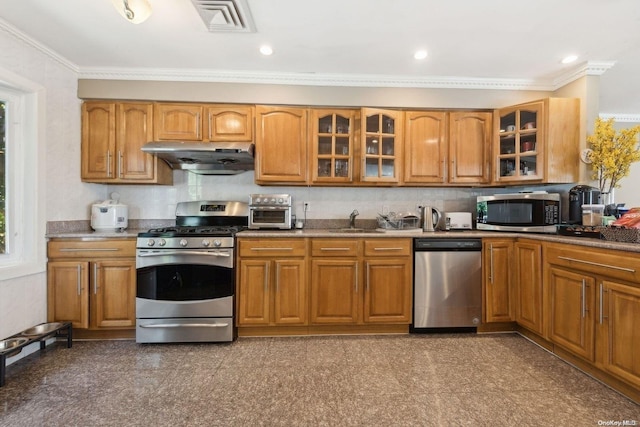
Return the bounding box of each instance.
[599,113,640,123]
[552,61,616,89]
[0,18,78,73]
[79,67,557,91]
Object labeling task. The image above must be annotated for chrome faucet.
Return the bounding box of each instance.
[349,209,359,228]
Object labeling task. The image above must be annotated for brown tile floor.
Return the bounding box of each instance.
[0,333,638,426]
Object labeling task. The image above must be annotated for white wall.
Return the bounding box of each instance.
[0,26,104,340]
[609,121,640,208]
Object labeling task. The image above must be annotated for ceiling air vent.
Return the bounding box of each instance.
[190,0,256,33]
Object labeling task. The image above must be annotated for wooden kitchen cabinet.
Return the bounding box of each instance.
[310,238,412,325]
[514,239,544,335]
[154,103,254,142]
[598,280,640,390]
[205,105,254,142]
[81,101,172,184]
[547,265,596,361]
[482,238,514,323]
[310,239,360,324]
[403,111,448,184]
[309,109,360,184]
[362,239,412,323]
[544,242,640,370]
[360,108,403,184]
[404,110,491,185]
[449,111,492,184]
[494,98,579,184]
[47,238,136,330]
[236,238,307,326]
[255,105,308,184]
[153,103,203,141]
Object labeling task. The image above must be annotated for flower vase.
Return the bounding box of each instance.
[600,190,616,216]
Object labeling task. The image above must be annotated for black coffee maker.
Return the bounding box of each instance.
[569,185,600,224]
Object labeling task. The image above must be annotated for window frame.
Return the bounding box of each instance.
[0,67,46,280]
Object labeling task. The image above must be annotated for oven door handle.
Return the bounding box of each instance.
[137,251,231,257]
[139,323,229,328]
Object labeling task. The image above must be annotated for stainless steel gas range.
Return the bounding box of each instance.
[135,200,248,343]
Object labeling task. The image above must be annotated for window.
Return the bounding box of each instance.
[0,101,4,254]
[0,69,46,280]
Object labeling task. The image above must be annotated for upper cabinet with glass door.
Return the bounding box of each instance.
[310,109,359,184]
[496,102,542,182]
[494,98,579,184]
[361,108,403,184]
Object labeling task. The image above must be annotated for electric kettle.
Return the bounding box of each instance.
[420,206,442,232]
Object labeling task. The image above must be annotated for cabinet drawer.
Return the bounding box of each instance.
[48,239,136,259]
[238,238,306,257]
[363,239,411,257]
[545,243,640,283]
[311,239,359,257]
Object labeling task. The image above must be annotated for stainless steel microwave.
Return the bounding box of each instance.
[476,192,560,233]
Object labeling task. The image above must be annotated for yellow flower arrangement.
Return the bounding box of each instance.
[586,118,640,194]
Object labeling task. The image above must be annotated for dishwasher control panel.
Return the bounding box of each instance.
[414,238,482,251]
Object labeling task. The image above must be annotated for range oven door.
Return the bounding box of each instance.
[135,249,235,343]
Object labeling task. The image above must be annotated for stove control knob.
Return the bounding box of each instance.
[213,239,222,247]
[147,239,155,246]
[158,239,166,247]
[202,239,211,247]
[179,239,188,247]
[278,198,284,204]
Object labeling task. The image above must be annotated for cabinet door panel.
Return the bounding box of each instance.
[363,258,412,323]
[117,103,154,181]
[206,105,253,142]
[404,111,447,183]
[255,106,308,183]
[154,103,203,141]
[310,259,359,324]
[92,260,136,328]
[47,261,89,329]
[483,240,513,322]
[515,241,543,334]
[273,260,307,325]
[600,281,640,387]
[237,260,271,325]
[548,266,595,361]
[81,102,115,179]
[449,111,491,184]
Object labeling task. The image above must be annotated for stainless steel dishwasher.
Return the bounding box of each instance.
[412,238,482,330]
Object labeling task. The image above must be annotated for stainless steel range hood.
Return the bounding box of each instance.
[142,141,255,175]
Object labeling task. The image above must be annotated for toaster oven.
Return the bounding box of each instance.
[248,194,292,229]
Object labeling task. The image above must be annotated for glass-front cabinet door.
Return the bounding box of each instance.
[361,108,402,183]
[496,102,543,182]
[310,109,358,183]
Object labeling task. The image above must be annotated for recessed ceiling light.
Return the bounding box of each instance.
[562,55,578,64]
[259,45,273,56]
[414,50,428,60]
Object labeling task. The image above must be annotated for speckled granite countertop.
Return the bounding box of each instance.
[45,220,640,253]
[238,228,640,253]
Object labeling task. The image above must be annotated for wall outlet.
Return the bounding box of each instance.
[303,202,311,212]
